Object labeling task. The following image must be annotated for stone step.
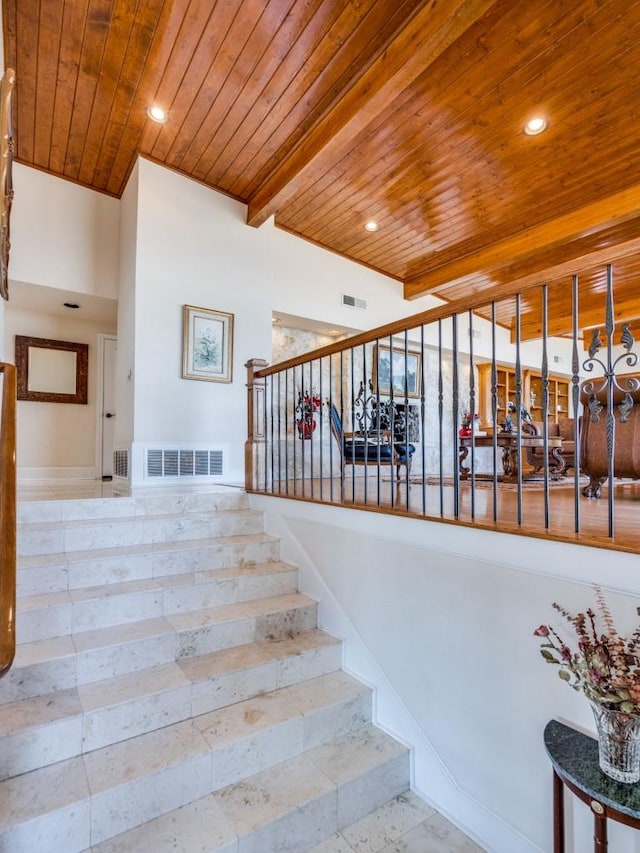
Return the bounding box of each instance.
[17,561,298,643]
[0,629,343,779]
[17,508,264,557]
[16,489,248,525]
[17,532,281,597]
[88,723,409,853]
[0,676,385,851]
[0,592,318,703]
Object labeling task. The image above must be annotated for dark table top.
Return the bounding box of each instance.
[544,719,640,820]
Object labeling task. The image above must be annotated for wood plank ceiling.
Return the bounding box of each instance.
[4,0,640,338]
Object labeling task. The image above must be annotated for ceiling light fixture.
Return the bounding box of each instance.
[147,105,168,124]
[524,116,548,136]
[364,221,379,232]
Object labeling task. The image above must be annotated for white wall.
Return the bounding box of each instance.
[5,305,116,477]
[10,164,120,300]
[127,158,442,484]
[252,494,640,853]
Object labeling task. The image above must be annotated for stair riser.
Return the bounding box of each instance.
[16,492,248,525]
[0,642,344,779]
[174,604,318,661]
[17,538,281,597]
[17,569,298,643]
[90,751,213,846]
[191,641,342,717]
[18,512,264,557]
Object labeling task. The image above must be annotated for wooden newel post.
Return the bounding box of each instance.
[245,358,268,491]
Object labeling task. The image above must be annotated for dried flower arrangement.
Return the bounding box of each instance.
[534,587,640,714]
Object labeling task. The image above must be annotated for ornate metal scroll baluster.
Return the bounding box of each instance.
[581,265,639,533]
[541,284,550,529]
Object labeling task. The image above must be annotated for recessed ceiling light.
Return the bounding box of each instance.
[147,105,168,124]
[364,221,379,232]
[524,116,548,136]
[63,302,80,309]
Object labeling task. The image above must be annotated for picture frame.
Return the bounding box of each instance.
[182,305,234,383]
[15,335,89,404]
[373,344,422,399]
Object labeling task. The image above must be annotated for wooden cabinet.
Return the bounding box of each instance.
[476,363,571,428]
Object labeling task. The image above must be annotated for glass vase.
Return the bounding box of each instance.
[590,701,640,783]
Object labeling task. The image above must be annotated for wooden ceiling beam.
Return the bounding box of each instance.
[403,186,640,300]
[246,0,499,228]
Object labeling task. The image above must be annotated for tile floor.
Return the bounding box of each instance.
[312,791,484,852]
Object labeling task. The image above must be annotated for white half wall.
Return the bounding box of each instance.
[251,494,640,853]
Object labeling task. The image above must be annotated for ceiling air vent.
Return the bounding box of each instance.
[342,294,367,309]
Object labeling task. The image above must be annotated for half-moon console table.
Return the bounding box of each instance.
[544,719,640,852]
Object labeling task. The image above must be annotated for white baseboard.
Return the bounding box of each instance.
[18,466,97,481]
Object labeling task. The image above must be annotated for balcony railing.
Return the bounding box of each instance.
[246,264,640,553]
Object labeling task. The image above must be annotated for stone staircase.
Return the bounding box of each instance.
[0,488,410,851]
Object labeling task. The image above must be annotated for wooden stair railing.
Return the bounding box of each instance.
[0,362,16,677]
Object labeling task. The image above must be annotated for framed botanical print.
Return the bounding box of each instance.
[182,305,234,383]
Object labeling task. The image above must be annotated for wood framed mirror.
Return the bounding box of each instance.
[15,335,89,404]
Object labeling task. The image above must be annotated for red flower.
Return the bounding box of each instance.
[533,625,550,637]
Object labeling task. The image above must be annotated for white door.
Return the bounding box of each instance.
[100,336,117,478]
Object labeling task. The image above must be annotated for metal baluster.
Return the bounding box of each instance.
[277,371,282,494]
[285,369,290,496]
[420,323,426,516]
[571,275,581,532]
[452,315,460,520]
[402,330,410,511]
[468,309,476,521]
[490,302,498,523]
[541,285,551,529]
[362,344,368,505]
[605,265,616,537]
[388,333,395,509]
[350,347,356,504]
[270,373,275,494]
[514,295,523,525]
[263,374,268,493]
[292,366,297,497]
[438,320,444,517]
[328,354,334,504]
[339,350,345,504]
[375,339,382,506]
[319,357,324,503]
[309,360,314,500]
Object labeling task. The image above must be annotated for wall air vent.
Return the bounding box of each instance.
[146,449,224,478]
[113,450,129,479]
[342,294,367,309]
